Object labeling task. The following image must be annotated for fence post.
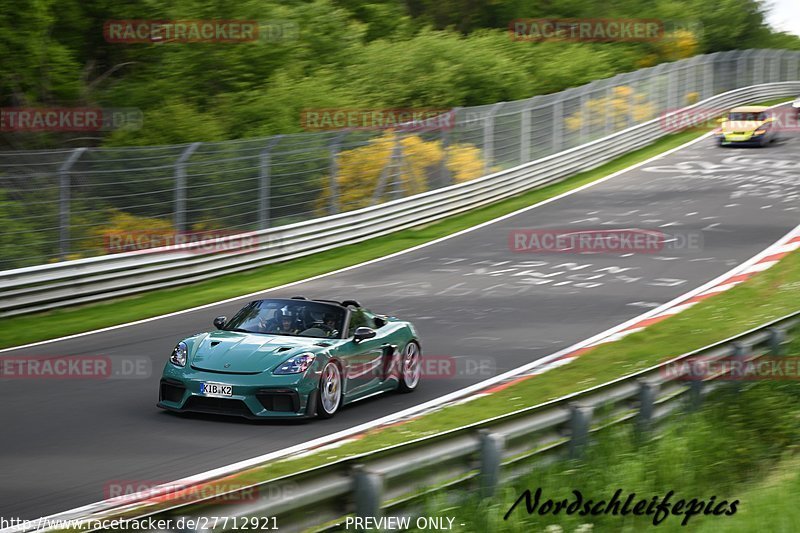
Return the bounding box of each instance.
[579,85,590,143]
[258,136,283,230]
[439,107,459,187]
[703,54,715,100]
[57,147,87,259]
[371,135,404,205]
[174,142,202,232]
[552,95,563,154]
[478,430,503,498]
[353,465,383,525]
[328,133,344,215]
[483,102,503,174]
[520,102,532,164]
[605,82,615,135]
[667,64,677,112]
[737,50,752,89]
[568,403,592,459]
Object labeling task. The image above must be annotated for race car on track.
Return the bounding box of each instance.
[158,297,421,419]
[715,105,776,147]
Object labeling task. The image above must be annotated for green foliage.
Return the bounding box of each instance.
[2,0,798,149]
[0,189,49,267]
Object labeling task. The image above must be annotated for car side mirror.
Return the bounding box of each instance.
[353,327,376,343]
[213,316,227,329]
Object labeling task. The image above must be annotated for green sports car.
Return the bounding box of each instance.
[158,297,421,419]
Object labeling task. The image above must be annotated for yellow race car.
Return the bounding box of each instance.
[716,106,776,147]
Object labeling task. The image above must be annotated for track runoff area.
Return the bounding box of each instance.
[1,103,799,521]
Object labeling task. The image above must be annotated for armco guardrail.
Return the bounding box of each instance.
[31,312,795,533]
[1,81,799,317]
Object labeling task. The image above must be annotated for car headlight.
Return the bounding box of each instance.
[274,352,316,374]
[754,129,767,135]
[170,342,188,367]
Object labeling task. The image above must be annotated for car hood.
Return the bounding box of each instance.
[190,331,324,373]
[720,120,764,133]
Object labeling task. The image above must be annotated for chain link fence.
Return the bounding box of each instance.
[1,49,798,271]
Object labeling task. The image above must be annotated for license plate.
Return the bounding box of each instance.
[200,383,232,397]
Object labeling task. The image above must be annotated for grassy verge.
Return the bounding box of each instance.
[0,129,709,350]
[415,357,800,532]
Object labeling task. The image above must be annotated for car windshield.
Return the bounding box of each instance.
[222,299,346,338]
[727,112,765,121]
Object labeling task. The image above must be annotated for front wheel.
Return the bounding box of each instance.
[397,341,421,393]
[316,361,342,418]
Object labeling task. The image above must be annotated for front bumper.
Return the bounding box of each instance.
[717,132,768,146]
[157,364,319,419]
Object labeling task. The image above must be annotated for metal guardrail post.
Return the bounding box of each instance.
[731,341,748,394]
[328,133,343,215]
[258,136,283,230]
[767,327,786,356]
[478,430,503,498]
[353,465,383,525]
[568,403,592,459]
[57,147,87,259]
[174,142,202,232]
[688,378,703,411]
[636,379,658,436]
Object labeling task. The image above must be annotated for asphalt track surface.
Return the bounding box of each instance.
[2,125,799,520]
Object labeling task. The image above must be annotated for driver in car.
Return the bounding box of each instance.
[274,310,300,334]
[322,313,340,337]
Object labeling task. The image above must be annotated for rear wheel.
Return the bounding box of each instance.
[316,362,342,418]
[397,341,421,393]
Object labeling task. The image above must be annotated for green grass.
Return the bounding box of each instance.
[0,129,708,349]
